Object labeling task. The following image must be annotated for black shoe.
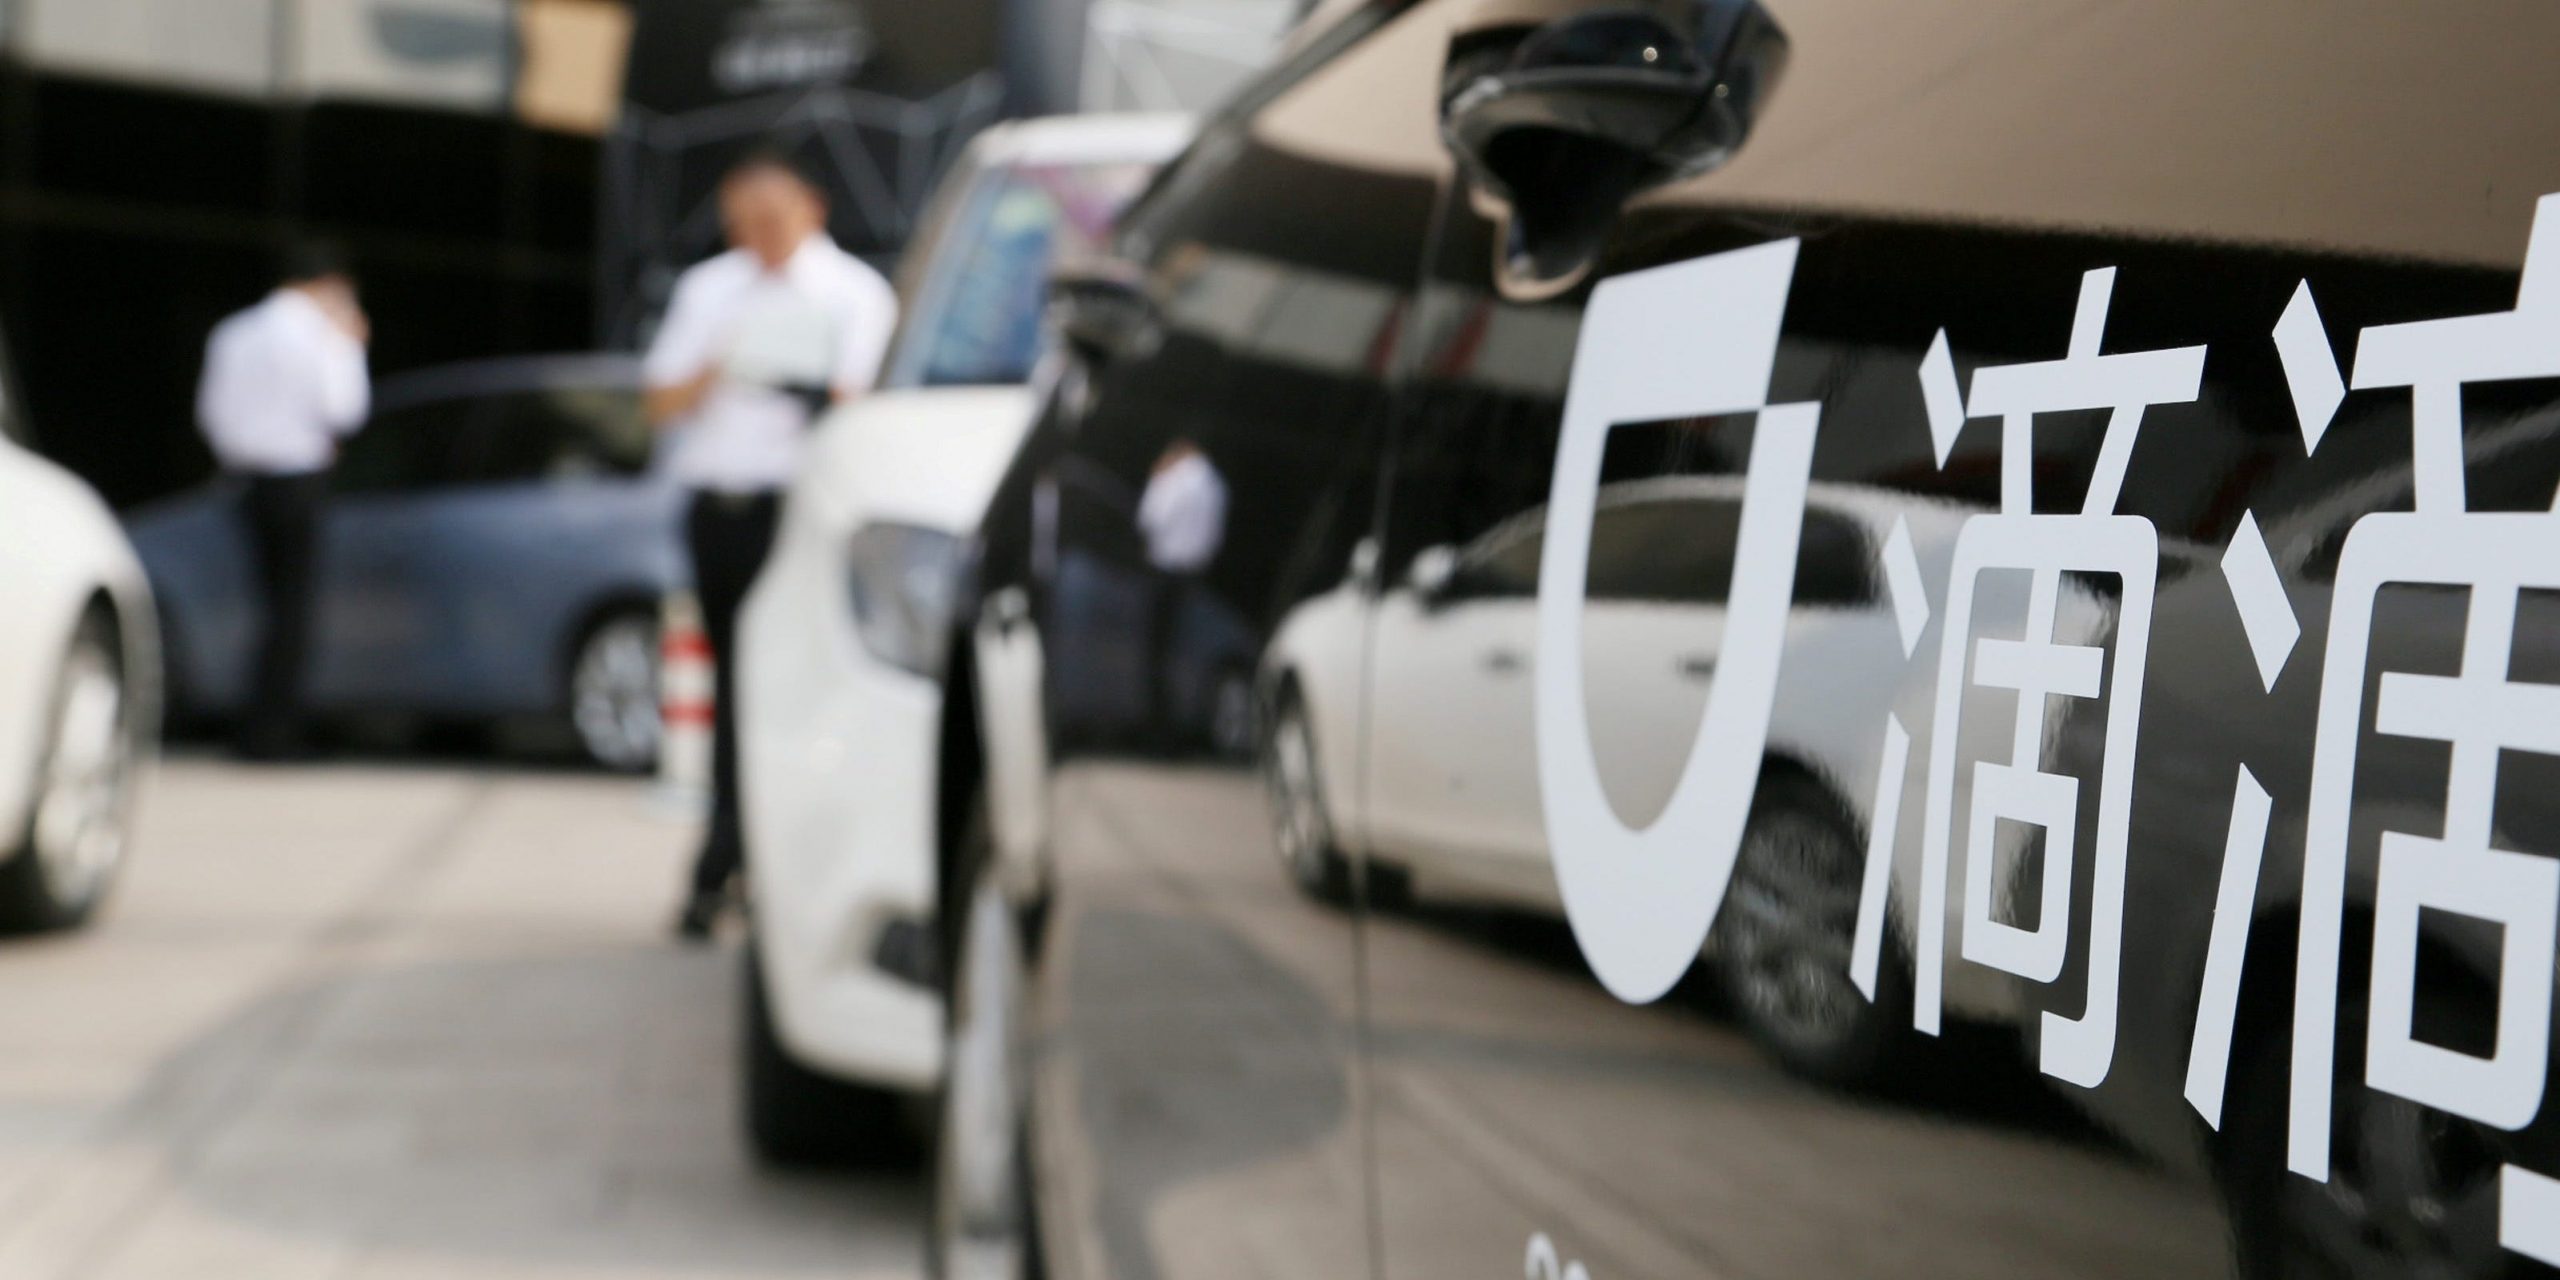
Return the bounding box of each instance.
[674,891,721,943]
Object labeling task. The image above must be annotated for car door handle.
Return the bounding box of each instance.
[1677,654,1717,681]
[1482,647,1526,675]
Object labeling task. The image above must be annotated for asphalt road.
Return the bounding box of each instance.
[0,756,924,1280]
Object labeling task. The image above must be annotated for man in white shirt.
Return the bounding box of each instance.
[1137,438,1229,750]
[195,245,371,760]
[646,149,898,939]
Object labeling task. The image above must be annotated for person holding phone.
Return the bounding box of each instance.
[195,244,372,761]
[645,148,898,941]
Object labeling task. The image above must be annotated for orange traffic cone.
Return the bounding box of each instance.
[657,590,713,814]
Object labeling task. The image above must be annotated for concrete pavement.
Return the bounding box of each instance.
[0,757,924,1280]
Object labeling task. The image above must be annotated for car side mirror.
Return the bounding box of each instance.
[1347,536,1384,595]
[1441,0,1788,292]
[1408,545,1461,604]
[1048,258,1160,363]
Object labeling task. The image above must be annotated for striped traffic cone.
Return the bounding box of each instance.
[656,590,713,815]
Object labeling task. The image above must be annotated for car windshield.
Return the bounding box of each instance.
[897,158,1157,388]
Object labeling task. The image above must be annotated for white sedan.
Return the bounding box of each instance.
[0,403,157,933]
[1261,476,2069,1083]
[732,113,1189,1163]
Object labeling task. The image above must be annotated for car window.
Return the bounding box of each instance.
[895,159,1158,388]
[463,384,652,486]
[1454,496,1875,606]
[333,396,473,494]
[1453,512,1547,597]
[1794,508,1880,606]
[1585,496,1741,604]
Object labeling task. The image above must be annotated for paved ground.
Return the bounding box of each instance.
[0,756,924,1280]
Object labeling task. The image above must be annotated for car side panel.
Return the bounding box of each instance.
[1353,1,2560,1277]
[971,10,1445,1278]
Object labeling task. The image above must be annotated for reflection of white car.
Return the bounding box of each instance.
[1263,476,2092,1081]
[732,112,1189,1162]
[0,410,157,934]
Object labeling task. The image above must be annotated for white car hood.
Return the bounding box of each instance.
[799,385,1041,535]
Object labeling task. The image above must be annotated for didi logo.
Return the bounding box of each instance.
[1532,237,1814,1004]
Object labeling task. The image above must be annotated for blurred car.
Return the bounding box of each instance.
[923,4,2560,1279]
[1261,476,2041,1081]
[0,366,158,933]
[730,112,1189,1164]
[126,356,677,769]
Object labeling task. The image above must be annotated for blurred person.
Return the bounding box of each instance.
[646,149,897,942]
[195,244,371,761]
[1137,438,1227,749]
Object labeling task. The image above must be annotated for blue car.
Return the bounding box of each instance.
[126,355,678,769]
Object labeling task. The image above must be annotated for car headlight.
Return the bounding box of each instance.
[846,522,965,678]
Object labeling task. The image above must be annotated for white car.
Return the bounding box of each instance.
[1260,476,2092,1082]
[732,113,1189,1162]
[0,400,157,934]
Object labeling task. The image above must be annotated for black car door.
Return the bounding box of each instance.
[1352,1,2560,1278]
[968,7,1454,1278]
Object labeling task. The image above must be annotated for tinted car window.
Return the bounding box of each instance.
[333,396,471,494]
[899,160,1156,388]
[1452,498,1877,605]
[465,385,651,486]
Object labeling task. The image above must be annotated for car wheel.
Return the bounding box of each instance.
[741,940,911,1167]
[1261,691,1350,903]
[1208,666,1257,760]
[1709,771,1905,1086]
[930,788,1041,1280]
[567,608,660,772]
[0,611,137,934]
[2224,974,2516,1280]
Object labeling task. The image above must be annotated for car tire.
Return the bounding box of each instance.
[1708,770,1907,1087]
[740,941,912,1168]
[0,610,138,935]
[1261,689,1351,904]
[1207,664,1257,760]
[2222,957,2514,1279]
[566,607,660,772]
[929,786,1043,1280]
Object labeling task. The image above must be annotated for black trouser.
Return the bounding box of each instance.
[238,472,328,753]
[1147,568,1198,747]
[684,489,781,899]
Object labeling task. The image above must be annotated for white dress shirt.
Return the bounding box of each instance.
[1139,450,1229,574]
[643,235,899,493]
[195,290,371,476]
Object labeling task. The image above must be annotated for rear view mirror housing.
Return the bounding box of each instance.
[1047,258,1161,364]
[1408,545,1461,604]
[1441,0,1789,294]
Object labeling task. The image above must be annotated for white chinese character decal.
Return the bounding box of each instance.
[2286,193,2560,1267]
[1907,268,2206,1088]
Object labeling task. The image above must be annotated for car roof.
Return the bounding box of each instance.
[374,354,642,413]
[969,112,1195,170]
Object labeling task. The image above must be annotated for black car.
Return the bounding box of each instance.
[920,2,2560,1277]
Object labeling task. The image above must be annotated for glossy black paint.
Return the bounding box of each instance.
[949,3,2560,1277]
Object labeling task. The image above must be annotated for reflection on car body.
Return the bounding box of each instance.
[1264,474,2100,1079]
[924,2,2560,1278]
